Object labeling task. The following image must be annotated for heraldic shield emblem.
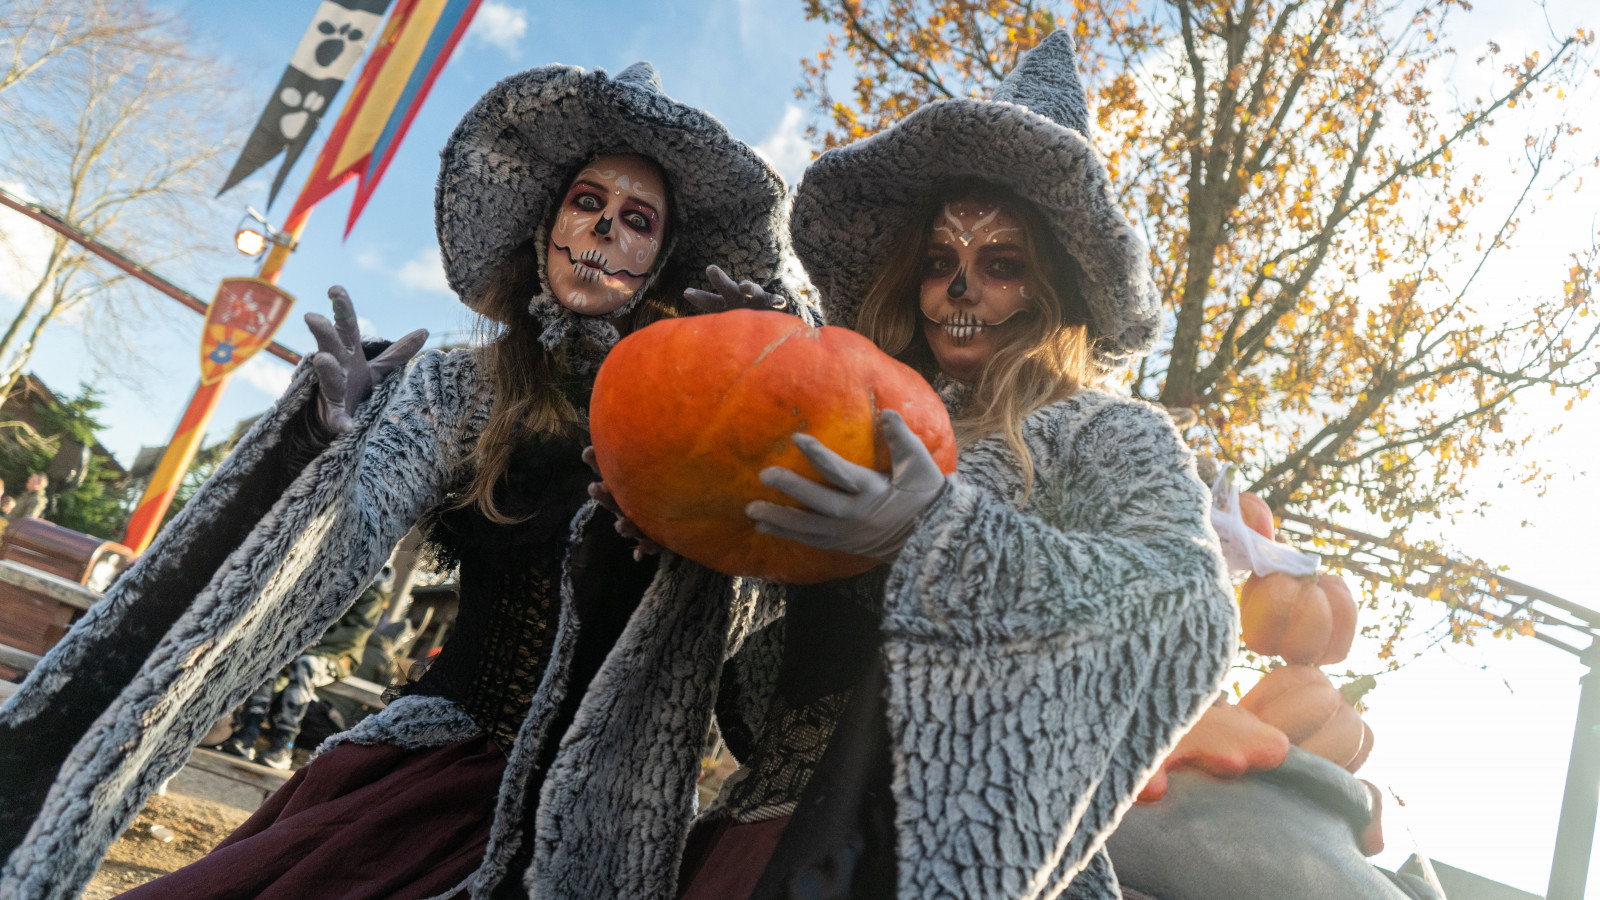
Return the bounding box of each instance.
[200,277,295,385]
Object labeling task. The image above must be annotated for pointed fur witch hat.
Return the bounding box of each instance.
[790,31,1159,366]
[435,60,789,323]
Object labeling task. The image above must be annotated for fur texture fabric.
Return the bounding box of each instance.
[721,391,1237,899]
[0,349,777,900]
[436,61,789,316]
[0,368,1229,900]
[0,351,481,899]
[789,30,1159,367]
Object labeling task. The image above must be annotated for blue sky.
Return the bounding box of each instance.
[4,0,1600,893]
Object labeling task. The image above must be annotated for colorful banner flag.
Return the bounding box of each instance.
[218,0,394,205]
[199,278,296,385]
[285,0,482,234]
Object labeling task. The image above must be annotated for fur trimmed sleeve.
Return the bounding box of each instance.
[0,349,488,900]
[879,395,1236,900]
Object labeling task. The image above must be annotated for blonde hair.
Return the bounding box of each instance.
[460,176,686,523]
[855,184,1095,499]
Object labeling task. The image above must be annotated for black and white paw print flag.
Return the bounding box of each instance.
[218,0,392,205]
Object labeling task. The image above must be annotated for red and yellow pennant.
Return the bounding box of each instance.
[286,0,481,235]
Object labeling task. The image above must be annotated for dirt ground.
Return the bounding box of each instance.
[81,792,249,899]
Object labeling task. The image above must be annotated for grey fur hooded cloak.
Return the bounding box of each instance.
[0,59,799,900]
[767,30,1239,899]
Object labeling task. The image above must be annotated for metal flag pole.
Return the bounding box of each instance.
[121,207,312,553]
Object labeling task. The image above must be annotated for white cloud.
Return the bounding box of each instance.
[396,247,454,296]
[467,2,530,57]
[754,105,812,186]
[353,249,384,270]
[236,353,294,398]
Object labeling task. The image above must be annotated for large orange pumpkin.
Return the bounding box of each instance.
[590,309,958,583]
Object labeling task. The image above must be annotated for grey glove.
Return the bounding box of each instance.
[683,264,789,313]
[746,410,947,561]
[305,285,428,434]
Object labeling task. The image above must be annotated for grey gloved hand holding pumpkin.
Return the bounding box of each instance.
[746,410,947,562]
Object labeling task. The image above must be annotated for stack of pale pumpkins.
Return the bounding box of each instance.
[1137,492,1378,848]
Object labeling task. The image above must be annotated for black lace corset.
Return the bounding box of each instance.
[409,429,620,751]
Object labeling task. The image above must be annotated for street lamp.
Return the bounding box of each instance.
[233,208,291,257]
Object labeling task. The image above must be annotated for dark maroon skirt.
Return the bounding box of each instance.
[676,816,792,900]
[118,735,506,900]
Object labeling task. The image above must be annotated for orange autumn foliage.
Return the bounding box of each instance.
[798,0,1600,658]
[590,309,958,584]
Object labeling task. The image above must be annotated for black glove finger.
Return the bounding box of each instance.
[706,265,746,306]
[368,328,429,381]
[310,352,354,434]
[310,351,346,400]
[586,480,623,515]
[612,514,662,556]
[738,280,778,310]
[305,312,345,359]
[327,286,362,355]
[683,287,729,313]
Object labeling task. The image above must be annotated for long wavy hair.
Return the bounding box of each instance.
[854,182,1096,498]
[459,165,687,523]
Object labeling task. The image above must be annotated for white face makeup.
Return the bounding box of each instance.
[918,201,1034,382]
[547,154,669,316]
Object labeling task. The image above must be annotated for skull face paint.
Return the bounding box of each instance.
[918,201,1033,382]
[548,154,669,316]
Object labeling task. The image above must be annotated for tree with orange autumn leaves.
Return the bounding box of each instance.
[797,0,1599,665]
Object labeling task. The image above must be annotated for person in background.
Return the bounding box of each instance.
[219,570,394,769]
[11,473,46,521]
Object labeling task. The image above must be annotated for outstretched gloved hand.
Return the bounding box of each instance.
[746,410,947,562]
[305,286,429,434]
[683,264,789,313]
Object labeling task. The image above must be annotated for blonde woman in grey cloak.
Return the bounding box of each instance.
[670,32,1238,900]
[0,61,800,900]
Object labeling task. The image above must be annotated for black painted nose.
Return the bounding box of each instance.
[594,215,613,235]
[946,266,968,299]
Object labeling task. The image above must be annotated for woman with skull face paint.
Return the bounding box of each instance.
[674,33,1236,900]
[0,61,803,900]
